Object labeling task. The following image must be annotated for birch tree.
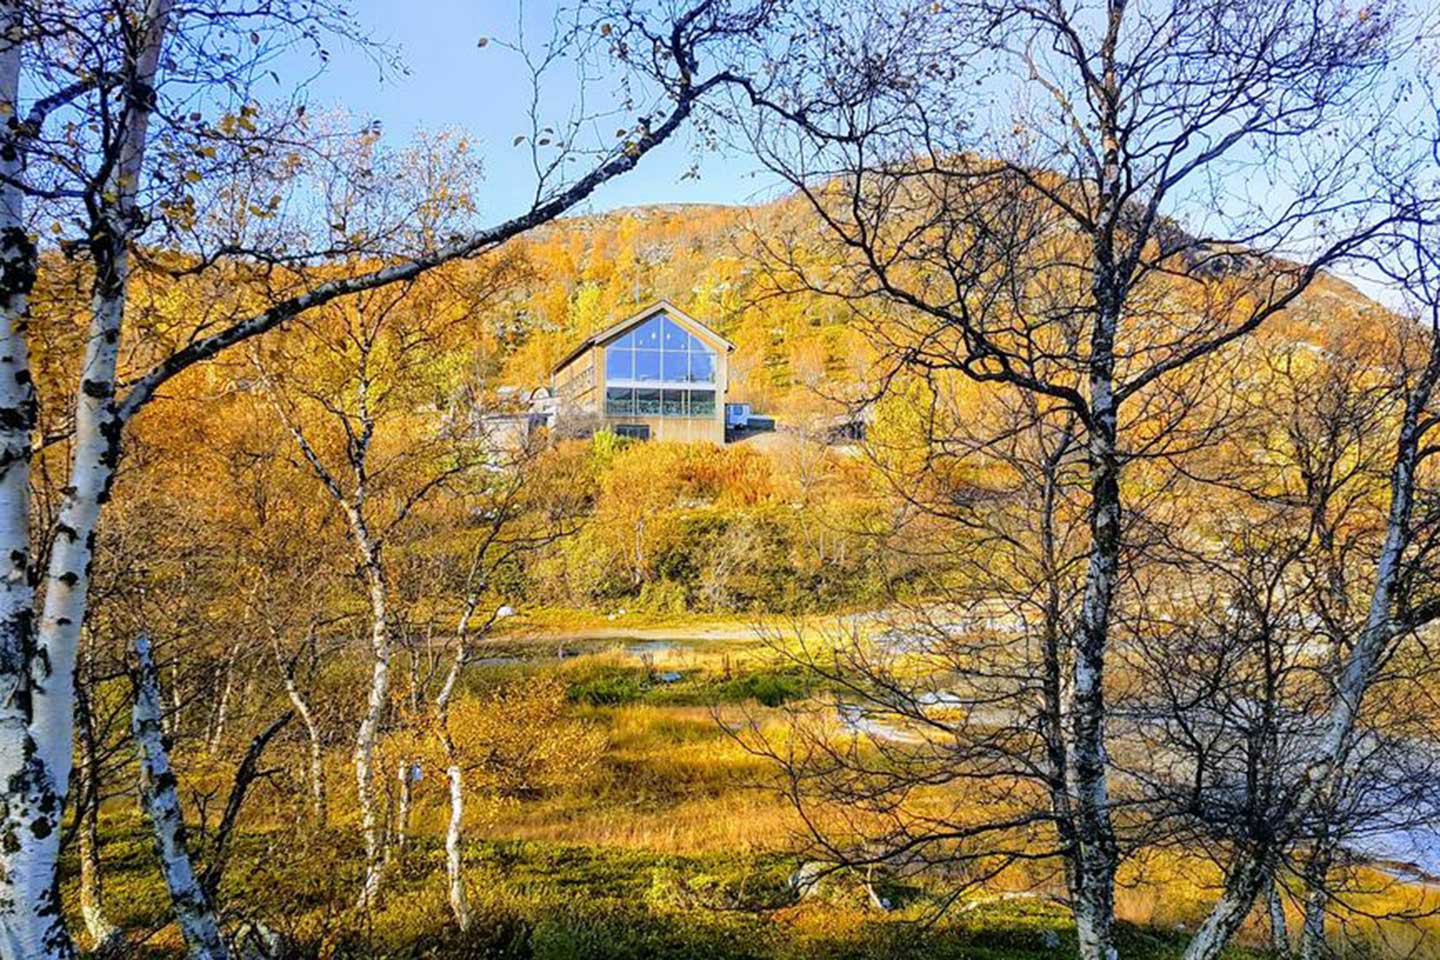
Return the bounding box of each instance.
[420,440,587,929]
[132,634,228,960]
[1173,140,1440,960]
[254,278,487,908]
[737,382,1096,905]
[0,0,779,952]
[728,1,1420,956]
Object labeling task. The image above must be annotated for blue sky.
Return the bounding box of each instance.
[282,0,1402,308]
[292,0,778,220]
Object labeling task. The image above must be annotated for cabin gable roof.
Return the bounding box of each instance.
[551,300,734,377]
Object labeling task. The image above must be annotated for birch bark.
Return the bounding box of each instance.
[351,522,390,908]
[1267,874,1291,957]
[0,4,172,948]
[444,764,469,931]
[1298,839,1334,960]
[263,365,395,905]
[0,3,59,954]
[391,760,413,863]
[273,630,326,824]
[1070,296,1123,960]
[133,635,228,960]
[207,651,236,753]
[16,8,173,951]
[433,593,494,931]
[1300,887,1328,960]
[34,0,173,790]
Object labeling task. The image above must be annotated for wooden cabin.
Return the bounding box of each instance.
[550,301,734,444]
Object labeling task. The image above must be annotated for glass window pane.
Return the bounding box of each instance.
[635,389,661,415]
[663,351,688,382]
[689,390,716,417]
[606,348,633,381]
[634,350,661,381]
[662,389,686,417]
[606,387,633,416]
[686,332,708,352]
[688,352,714,383]
[662,317,688,351]
[613,330,636,350]
[634,318,662,349]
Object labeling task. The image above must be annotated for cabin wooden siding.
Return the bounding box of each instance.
[551,302,729,444]
[553,351,596,411]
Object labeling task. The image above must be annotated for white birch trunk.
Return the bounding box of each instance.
[445,763,470,931]
[435,594,487,931]
[1299,844,1333,960]
[270,382,395,908]
[271,625,326,824]
[1071,346,1121,960]
[0,4,63,954]
[207,652,236,753]
[352,529,390,909]
[282,671,325,824]
[78,788,119,952]
[1183,856,1273,960]
[1268,874,1291,956]
[1300,888,1327,960]
[133,636,228,960]
[168,656,184,737]
[33,0,171,792]
[391,760,413,863]
[303,714,326,824]
[0,5,172,954]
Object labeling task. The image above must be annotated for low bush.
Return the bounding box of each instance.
[709,667,811,707]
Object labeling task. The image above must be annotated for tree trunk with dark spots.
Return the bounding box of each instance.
[76,680,119,952]
[133,635,228,960]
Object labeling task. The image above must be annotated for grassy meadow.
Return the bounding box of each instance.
[63,620,1440,959]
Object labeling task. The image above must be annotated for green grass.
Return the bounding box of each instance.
[563,658,814,709]
[703,667,811,707]
[567,666,653,706]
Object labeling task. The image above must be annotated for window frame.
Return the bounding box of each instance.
[605,386,634,416]
[688,389,716,417]
[602,313,721,416]
[635,388,662,416]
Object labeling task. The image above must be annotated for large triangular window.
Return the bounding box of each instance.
[605,312,717,398]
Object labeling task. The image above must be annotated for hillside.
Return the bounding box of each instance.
[473,195,1388,432]
[484,196,875,419]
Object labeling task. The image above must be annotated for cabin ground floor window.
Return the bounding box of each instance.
[614,424,650,440]
[606,387,717,418]
[689,390,716,416]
